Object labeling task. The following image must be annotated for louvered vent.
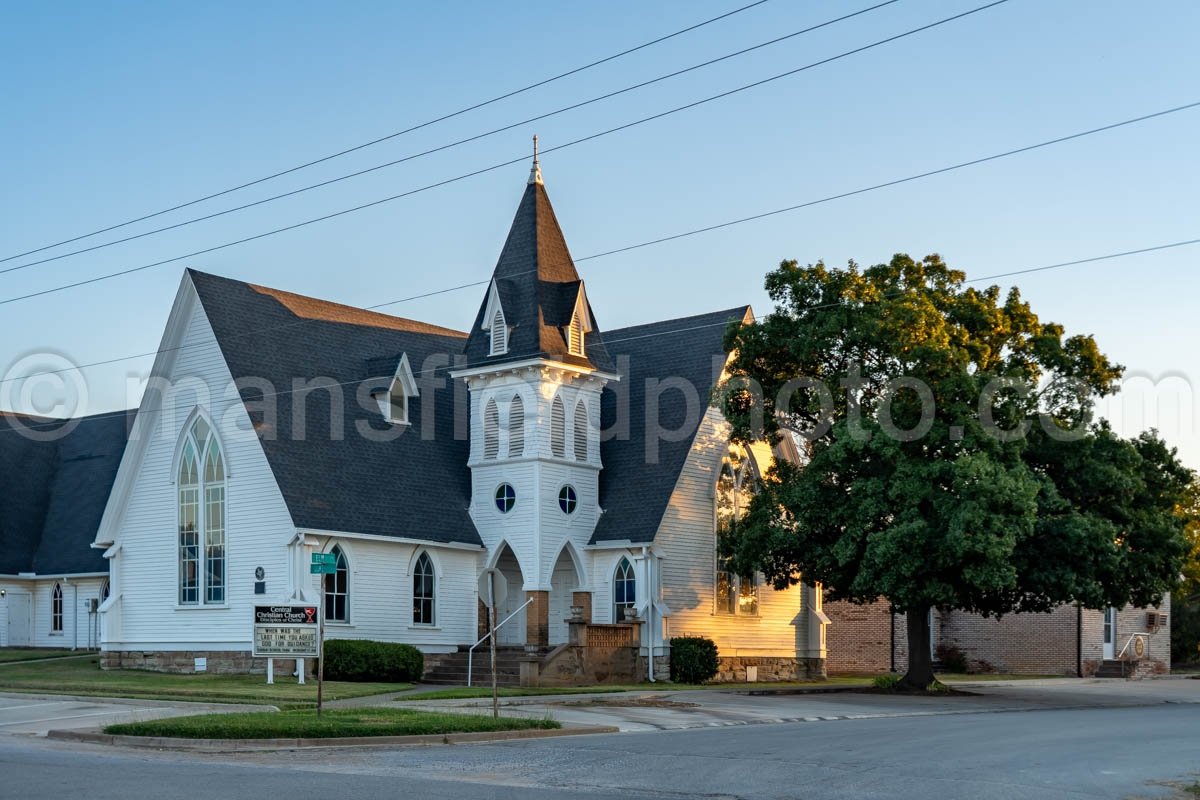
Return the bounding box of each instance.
[574,401,589,461]
[550,395,566,457]
[483,398,500,459]
[508,395,524,457]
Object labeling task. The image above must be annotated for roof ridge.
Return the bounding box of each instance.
[187,268,468,338]
[603,305,751,338]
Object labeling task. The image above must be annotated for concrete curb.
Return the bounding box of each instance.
[46,724,621,752]
[0,691,276,712]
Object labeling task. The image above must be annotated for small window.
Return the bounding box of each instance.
[388,390,408,425]
[483,398,500,459]
[413,552,435,626]
[101,580,110,601]
[508,396,524,457]
[324,545,349,622]
[495,483,516,513]
[51,583,63,633]
[490,309,507,356]
[568,313,585,356]
[558,485,577,514]
[550,396,565,457]
[573,402,589,461]
[614,558,636,621]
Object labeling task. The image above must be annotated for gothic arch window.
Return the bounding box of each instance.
[613,558,636,621]
[508,395,525,457]
[573,401,589,462]
[101,579,110,601]
[489,309,508,356]
[412,552,435,626]
[550,395,566,458]
[178,415,226,605]
[568,313,585,356]
[483,398,500,460]
[51,583,63,633]
[715,450,758,616]
[324,545,349,622]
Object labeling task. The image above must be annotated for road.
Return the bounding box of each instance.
[2,702,1198,799]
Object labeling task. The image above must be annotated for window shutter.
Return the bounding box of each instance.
[483,398,500,459]
[550,396,566,457]
[573,401,589,461]
[490,310,507,355]
[508,395,524,457]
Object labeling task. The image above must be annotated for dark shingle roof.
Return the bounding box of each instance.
[462,181,612,371]
[189,270,483,546]
[0,410,132,575]
[591,306,750,544]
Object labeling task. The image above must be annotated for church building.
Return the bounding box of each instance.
[91,157,828,681]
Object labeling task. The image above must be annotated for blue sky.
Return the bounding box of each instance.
[1,0,1197,466]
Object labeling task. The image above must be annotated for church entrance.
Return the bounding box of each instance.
[493,544,526,646]
[549,546,583,645]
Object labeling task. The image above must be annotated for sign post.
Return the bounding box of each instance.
[308,553,337,716]
[478,568,504,720]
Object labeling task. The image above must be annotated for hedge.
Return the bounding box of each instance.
[669,636,719,684]
[322,639,424,683]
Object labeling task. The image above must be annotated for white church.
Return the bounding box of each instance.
[89,158,828,683]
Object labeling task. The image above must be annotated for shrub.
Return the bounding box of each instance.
[322,639,424,683]
[669,636,719,684]
[936,643,969,674]
[872,673,901,690]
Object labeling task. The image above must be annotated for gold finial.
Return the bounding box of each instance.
[528,134,543,185]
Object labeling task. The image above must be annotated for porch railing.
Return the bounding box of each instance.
[1116,632,1149,660]
[467,597,534,687]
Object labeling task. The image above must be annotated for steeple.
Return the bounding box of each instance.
[463,154,611,371]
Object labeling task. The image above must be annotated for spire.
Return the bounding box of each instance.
[527,134,543,186]
[462,169,611,370]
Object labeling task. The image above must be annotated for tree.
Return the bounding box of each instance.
[1171,480,1200,665]
[719,255,1192,689]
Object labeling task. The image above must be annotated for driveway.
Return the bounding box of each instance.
[0,694,269,736]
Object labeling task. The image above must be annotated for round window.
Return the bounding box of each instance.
[558,485,578,514]
[494,483,516,513]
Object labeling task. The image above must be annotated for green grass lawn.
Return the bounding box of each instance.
[0,648,84,664]
[105,707,560,739]
[0,655,407,706]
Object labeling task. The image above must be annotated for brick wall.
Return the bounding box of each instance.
[939,607,1078,675]
[825,599,894,674]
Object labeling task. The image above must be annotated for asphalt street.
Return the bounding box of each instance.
[3,702,1198,799]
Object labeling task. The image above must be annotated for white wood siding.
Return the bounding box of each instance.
[1,577,106,649]
[102,284,297,651]
[654,408,805,657]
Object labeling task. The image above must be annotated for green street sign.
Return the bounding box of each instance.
[310,553,336,565]
[310,563,337,574]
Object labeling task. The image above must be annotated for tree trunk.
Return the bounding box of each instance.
[899,605,936,690]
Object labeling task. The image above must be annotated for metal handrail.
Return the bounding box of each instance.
[467,597,534,687]
[1116,632,1149,660]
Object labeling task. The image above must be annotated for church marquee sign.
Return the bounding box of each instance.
[252,605,320,659]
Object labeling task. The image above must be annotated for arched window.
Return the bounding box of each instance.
[51,583,63,633]
[324,545,349,622]
[101,580,110,601]
[568,313,585,356]
[573,401,589,462]
[178,416,225,605]
[715,452,758,616]
[482,398,500,459]
[489,309,507,356]
[550,395,566,457]
[614,558,636,621]
[413,552,435,626]
[508,395,524,457]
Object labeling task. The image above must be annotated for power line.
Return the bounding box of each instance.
[0,0,772,267]
[0,0,1013,309]
[3,233,1196,437]
[0,0,903,278]
[2,96,1197,389]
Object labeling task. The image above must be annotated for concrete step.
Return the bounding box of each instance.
[1096,659,1130,679]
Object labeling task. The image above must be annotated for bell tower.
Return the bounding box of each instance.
[453,146,617,647]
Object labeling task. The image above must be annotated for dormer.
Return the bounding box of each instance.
[566,284,593,358]
[377,352,418,425]
[482,280,508,357]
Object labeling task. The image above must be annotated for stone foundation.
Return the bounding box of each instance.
[714,656,825,683]
[101,649,314,676]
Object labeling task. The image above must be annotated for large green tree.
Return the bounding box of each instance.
[720,255,1192,689]
[1170,480,1200,665]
